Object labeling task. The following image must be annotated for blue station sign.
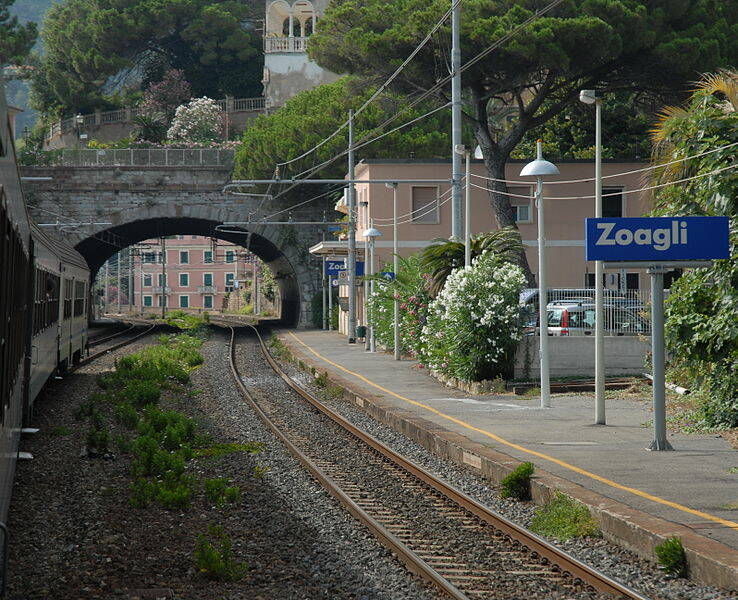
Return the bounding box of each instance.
[585,216,730,262]
[325,259,365,276]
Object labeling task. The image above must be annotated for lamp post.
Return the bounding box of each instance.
[362,223,382,352]
[520,140,559,409]
[580,89,606,425]
[385,182,400,360]
[454,144,472,267]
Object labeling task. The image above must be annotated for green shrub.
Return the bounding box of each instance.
[114,434,133,454]
[655,536,688,577]
[114,403,139,429]
[49,425,71,436]
[194,525,248,581]
[121,380,161,408]
[202,311,210,322]
[156,473,196,510]
[86,426,110,454]
[314,372,328,388]
[500,462,534,501]
[73,401,97,421]
[530,493,600,541]
[204,478,241,506]
[130,478,157,508]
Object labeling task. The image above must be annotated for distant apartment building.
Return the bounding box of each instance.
[132,236,261,312]
[263,0,339,108]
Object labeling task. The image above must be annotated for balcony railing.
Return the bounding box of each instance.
[197,286,217,294]
[152,286,171,294]
[264,36,309,53]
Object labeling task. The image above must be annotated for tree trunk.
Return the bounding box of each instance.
[478,144,536,286]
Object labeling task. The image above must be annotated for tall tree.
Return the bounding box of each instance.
[310,0,738,283]
[0,0,37,65]
[34,0,262,115]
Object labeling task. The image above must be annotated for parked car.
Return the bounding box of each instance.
[546,302,650,336]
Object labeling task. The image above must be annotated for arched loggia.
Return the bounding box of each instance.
[75,217,304,326]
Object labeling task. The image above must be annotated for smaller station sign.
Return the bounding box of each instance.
[325,259,365,277]
[585,216,729,262]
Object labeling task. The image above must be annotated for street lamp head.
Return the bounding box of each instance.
[384,182,397,189]
[579,89,602,105]
[453,144,468,156]
[520,141,559,177]
[362,227,382,238]
[74,114,84,126]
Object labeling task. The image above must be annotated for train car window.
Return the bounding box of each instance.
[63,278,73,319]
[74,281,86,316]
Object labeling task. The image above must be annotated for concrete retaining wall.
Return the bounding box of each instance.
[514,335,649,379]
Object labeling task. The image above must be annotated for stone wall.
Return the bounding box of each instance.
[20,164,328,326]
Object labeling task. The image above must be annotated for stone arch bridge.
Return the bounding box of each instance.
[20,162,331,326]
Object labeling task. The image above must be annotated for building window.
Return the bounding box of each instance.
[179,273,189,287]
[626,273,640,290]
[507,186,532,223]
[204,250,213,264]
[143,296,152,307]
[226,250,235,263]
[179,250,189,264]
[142,252,157,264]
[225,273,235,291]
[411,186,439,223]
[158,273,166,287]
[203,273,213,287]
[143,274,152,286]
[204,295,213,309]
[603,187,624,217]
[191,235,198,240]
[158,295,167,307]
[179,295,189,308]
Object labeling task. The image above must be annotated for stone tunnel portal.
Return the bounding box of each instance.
[76,217,305,326]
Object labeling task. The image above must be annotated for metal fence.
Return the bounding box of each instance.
[43,148,235,167]
[521,288,653,336]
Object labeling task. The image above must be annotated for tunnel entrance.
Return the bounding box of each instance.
[75,217,304,326]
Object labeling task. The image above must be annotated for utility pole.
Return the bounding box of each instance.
[450,0,463,241]
[594,97,606,425]
[252,261,258,314]
[347,109,357,343]
[128,248,133,313]
[116,251,122,314]
[104,260,109,315]
[160,237,167,319]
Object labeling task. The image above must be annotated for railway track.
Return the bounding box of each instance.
[87,323,137,348]
[77,322,157,368]
[224,323,649,600]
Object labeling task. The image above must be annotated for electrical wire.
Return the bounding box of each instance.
[275,0,463,171]
[470,162,738,200]
[374,187,455,228]
[273,0,567,200]
[468,141,738,186]
[372,184,455,222]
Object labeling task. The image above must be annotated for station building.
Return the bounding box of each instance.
[310,158,655,335]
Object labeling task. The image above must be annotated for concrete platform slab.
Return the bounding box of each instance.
[278,329,738,589]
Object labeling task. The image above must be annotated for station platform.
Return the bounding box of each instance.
[278,329,738,589]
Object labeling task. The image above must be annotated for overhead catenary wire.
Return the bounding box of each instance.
[468,140,738,186]
[469,162,738,200]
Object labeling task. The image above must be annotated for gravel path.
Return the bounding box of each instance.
[276,358,734,600]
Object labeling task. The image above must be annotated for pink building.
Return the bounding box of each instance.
[132,236,261,312]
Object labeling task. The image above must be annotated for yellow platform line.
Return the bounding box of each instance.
[288,332,738,532]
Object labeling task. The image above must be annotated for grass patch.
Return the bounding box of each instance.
[524,387,541,397]
[655,537,688,578]
[500,462,534,501]
[530,493,600,541]
[269,335,292,362]
[204,478,242,506]
[728,467,738,474]
[195,442,264,459]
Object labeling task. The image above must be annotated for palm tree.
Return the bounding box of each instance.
[650,69,737,185]
[132,114,167,144]
[420,227,524,296]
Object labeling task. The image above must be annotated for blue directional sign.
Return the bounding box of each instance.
[585,217,730,262]
[324,259,364,276]
[380,272,396,281]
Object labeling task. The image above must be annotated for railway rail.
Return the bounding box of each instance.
[223,322,649,600]
[77,322,157,368]
[87,323,137,348]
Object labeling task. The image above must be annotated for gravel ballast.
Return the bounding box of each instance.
[275,352,735,600]
[7,329,441,600]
